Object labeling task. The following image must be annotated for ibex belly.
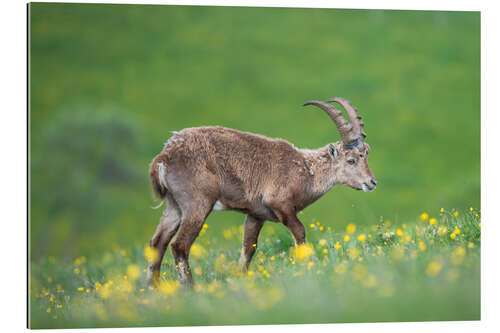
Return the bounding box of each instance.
[212,197,279,222]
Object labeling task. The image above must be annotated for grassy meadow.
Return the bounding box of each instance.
[30,208,480,328]
[28,3,480,328]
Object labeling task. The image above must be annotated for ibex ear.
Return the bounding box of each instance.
[328,143,338,160]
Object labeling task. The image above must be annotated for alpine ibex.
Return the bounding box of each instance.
[147,97,376,286]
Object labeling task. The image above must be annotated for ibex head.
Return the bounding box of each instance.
[303,97,377,192]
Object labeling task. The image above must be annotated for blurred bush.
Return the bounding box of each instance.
[30,107,146,257]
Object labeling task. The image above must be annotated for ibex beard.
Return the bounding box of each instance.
[147,97,377,286]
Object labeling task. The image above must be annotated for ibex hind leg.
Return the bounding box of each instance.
[170,198,215,286]
[147,193,181,287]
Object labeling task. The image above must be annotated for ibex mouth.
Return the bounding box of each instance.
[362,183,376,192]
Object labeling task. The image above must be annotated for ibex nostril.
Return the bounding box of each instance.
[371,179,377,186]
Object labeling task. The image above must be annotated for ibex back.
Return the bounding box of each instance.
[147,97,377,286]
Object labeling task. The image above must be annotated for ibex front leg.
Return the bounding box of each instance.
[283,214,306,245]
[272,204,306,246]
[238,215,264,272]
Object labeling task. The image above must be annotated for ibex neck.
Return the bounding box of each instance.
[299,146,339,200]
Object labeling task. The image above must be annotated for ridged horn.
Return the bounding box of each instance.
[327,97,367,141]
[302,100,359,145]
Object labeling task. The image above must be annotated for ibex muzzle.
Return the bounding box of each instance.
[147,97,376,286]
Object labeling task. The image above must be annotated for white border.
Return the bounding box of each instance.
[1,0,499,332]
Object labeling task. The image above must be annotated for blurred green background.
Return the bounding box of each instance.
[29,3,480,259]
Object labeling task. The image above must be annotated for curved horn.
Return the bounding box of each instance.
[302,100,359,144]
[327,97,367,140]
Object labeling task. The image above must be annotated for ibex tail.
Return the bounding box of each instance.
[149,154,169,202]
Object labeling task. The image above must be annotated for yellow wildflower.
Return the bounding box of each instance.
[418,241,427,252]
[450,233,456,240]
[362,274,377,288]
[159,280,180,296]
[404,234,411,243]
[451,247,466,265]
[429,218,437,225]
[453,211,459,217]
[77,287,84,292]
[454,226,461,235]
[190,244,206,258]
[357,234,366,242]
[468,242,474,249]
[318,239,327,247]
[352,264,367,280]
[344,235,350,242]
[293,243,314,262]
[223,229,233,240]
[438,225,448,236]
[309,223,315,229]
[319,226,324,231]
[346,223,356,234]
[126,264,140,281]
[144,246,159,264]
[440,208,444,213]
[334,262,347,274]
[347,247,360,260]
[420,212,429,221]
[426,261,442,277]
[396,228,403,236]
[322,248,328,254]
[247,270,254,276]
[334,242,341,249]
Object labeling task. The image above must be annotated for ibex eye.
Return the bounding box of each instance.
[347,159,356,165]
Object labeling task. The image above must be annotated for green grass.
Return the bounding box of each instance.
[29,208,480,328]
[29,4,480,258]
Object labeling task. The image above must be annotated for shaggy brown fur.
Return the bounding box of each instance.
[147,99,376,286]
